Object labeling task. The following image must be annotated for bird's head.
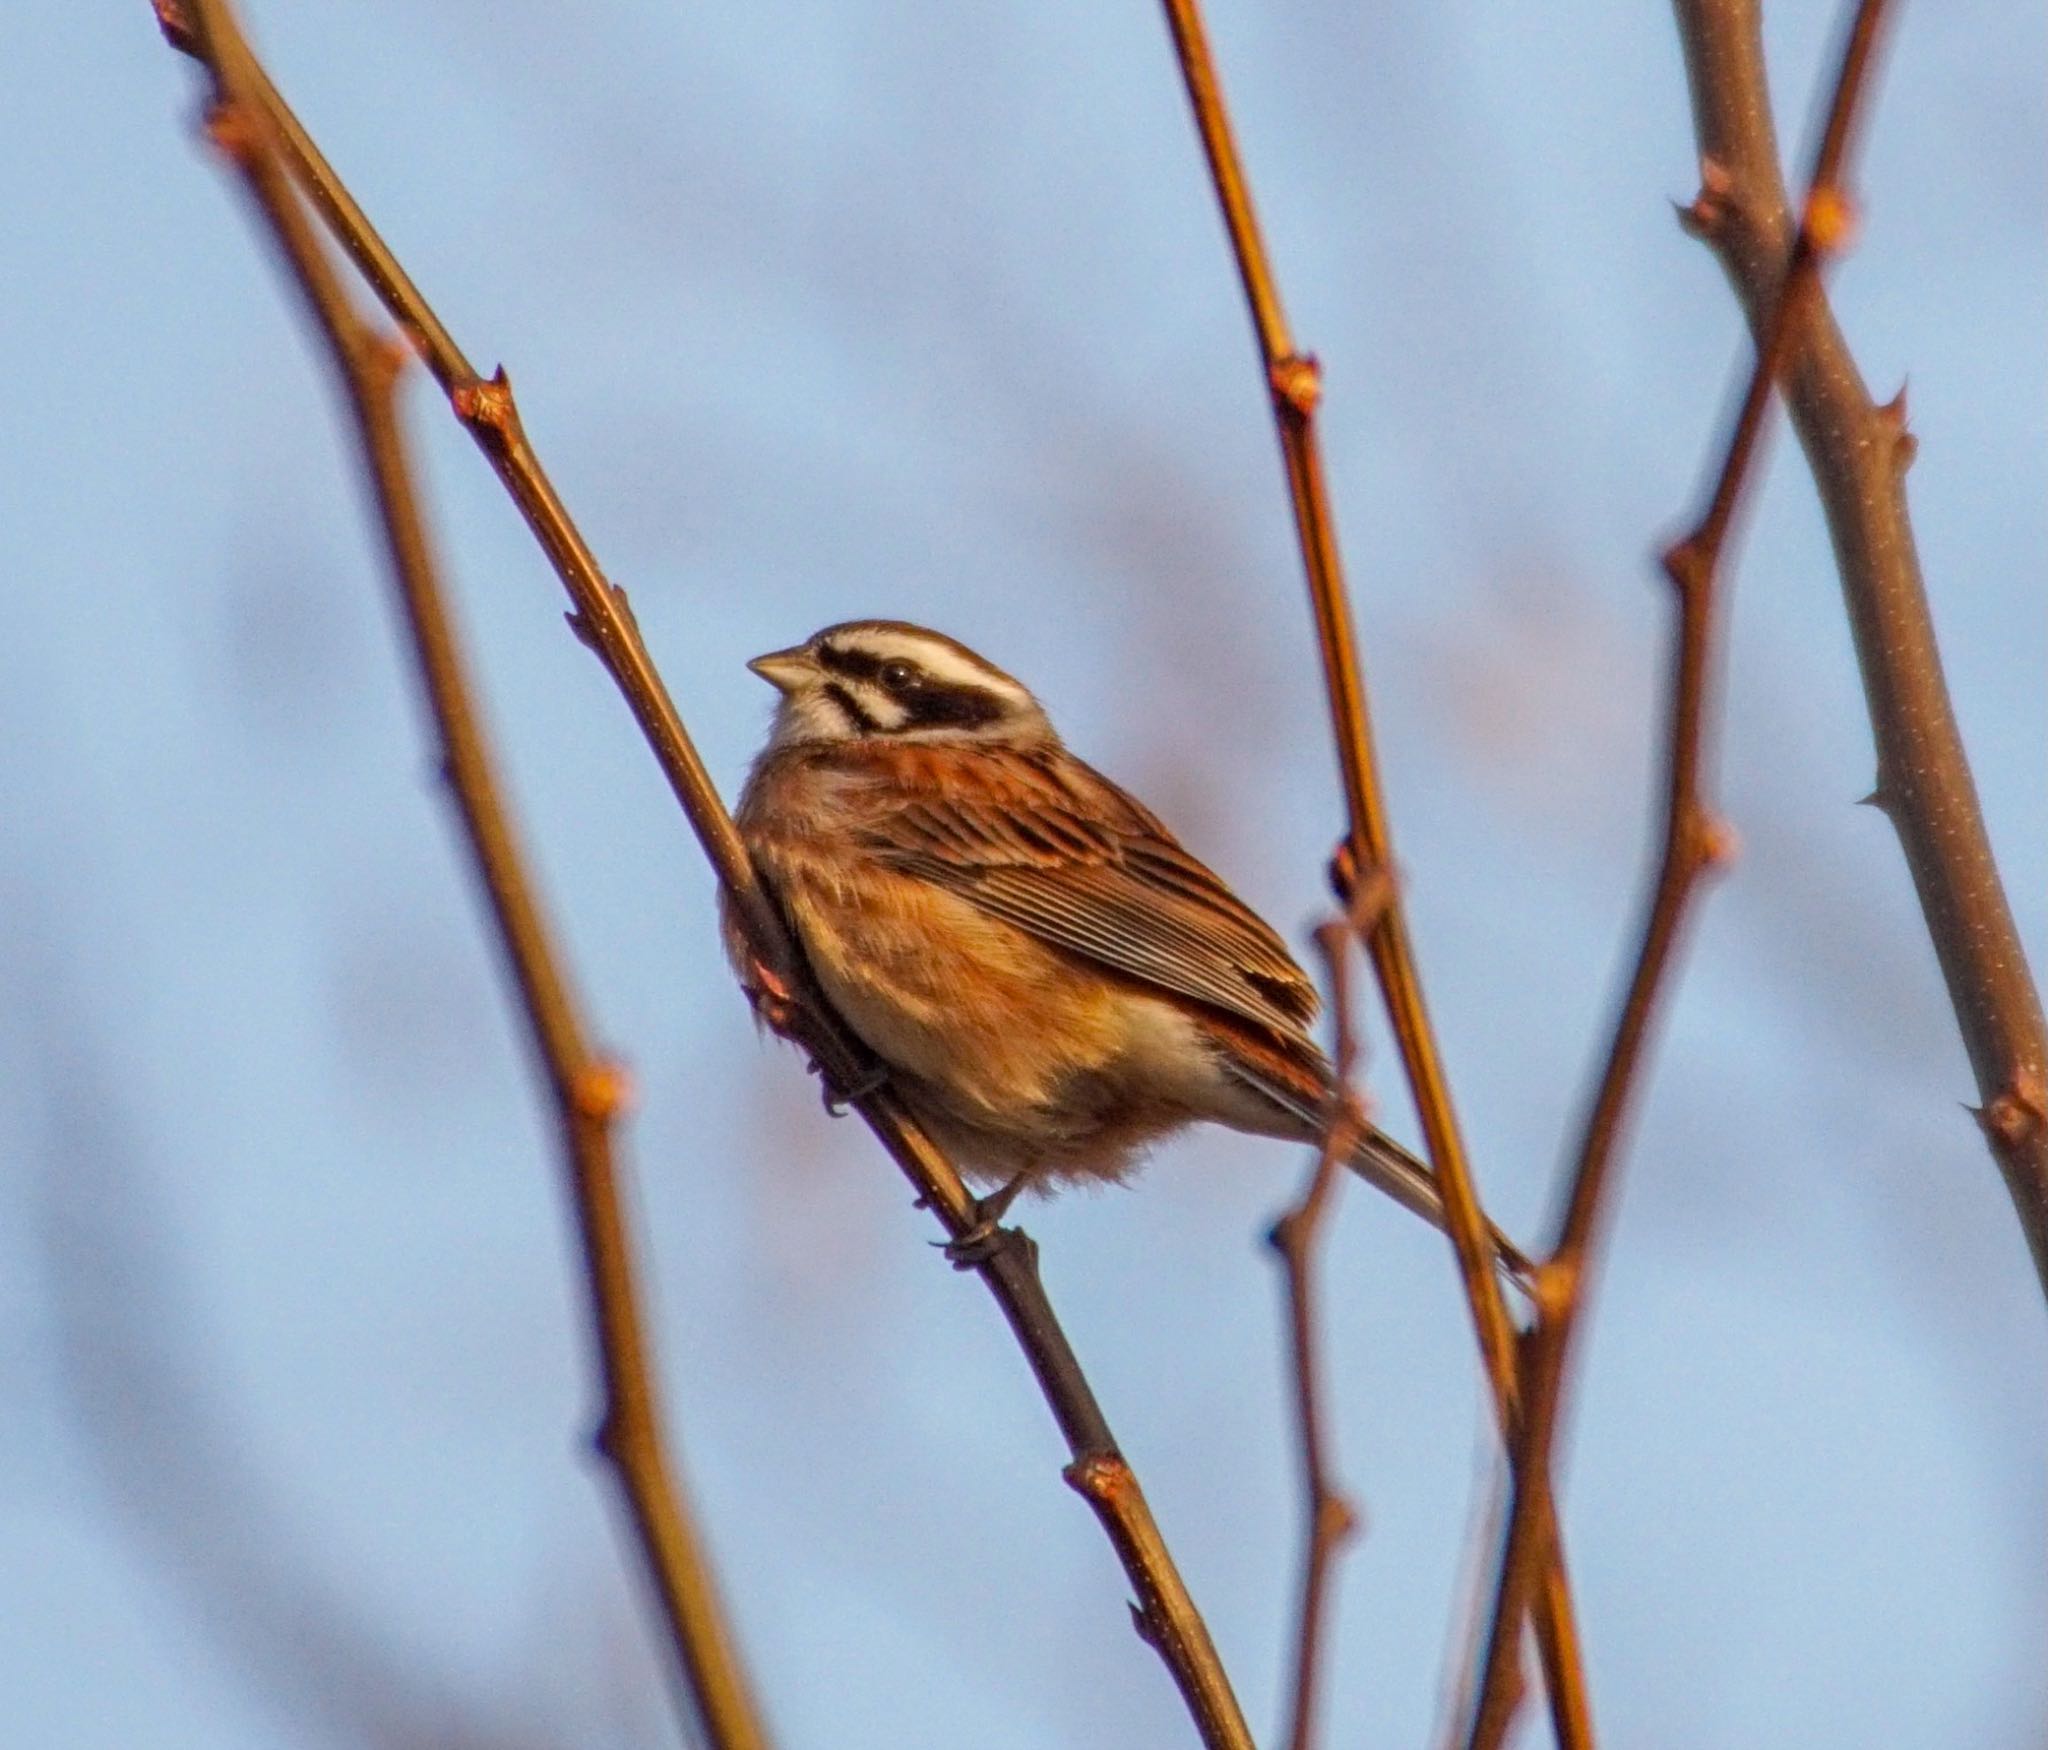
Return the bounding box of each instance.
[747,620,1055,749]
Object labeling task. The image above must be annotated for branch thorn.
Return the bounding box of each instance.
[1877,382,1916,470]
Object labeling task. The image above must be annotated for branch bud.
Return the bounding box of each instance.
[573,1057,635,1122]
[1979,1073,2047,1149]
[153,0,200,56]
[1270,353,1322,420]
[202,98,263,165]
[451,366,516,439]
[1677,157,1736,241]
[1802,185,1858,254]
[1699,812,1740,870]
[1064,1452,1134,1507]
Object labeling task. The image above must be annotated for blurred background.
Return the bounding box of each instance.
[4,1,2042,1745]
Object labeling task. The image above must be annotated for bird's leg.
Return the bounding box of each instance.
[740,955,800,1038]
[741,955,888,1112]
[941,1171,1031,1269]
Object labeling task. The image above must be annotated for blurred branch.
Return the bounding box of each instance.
[1465,5,1896,1743]
[1672,0,2048,1298]
[1267,894,1385,1750]
[1147,1,1589,1739]
[154,5,1253,1742]
[166,4,770,1746]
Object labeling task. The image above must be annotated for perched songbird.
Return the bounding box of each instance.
[727,618,1524,1275]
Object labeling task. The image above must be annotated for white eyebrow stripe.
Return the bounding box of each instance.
[833,628,1030,701]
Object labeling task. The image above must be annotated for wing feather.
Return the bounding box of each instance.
[858,748,1319,1038]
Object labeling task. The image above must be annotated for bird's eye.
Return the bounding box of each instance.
[880,659,919,692]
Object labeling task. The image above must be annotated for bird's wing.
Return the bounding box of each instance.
[854,748,1320,1040]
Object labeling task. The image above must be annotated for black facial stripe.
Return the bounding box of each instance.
[824,682,880,733]
[816,644,887,684]
[906,685,1005,729]
[817,640,1008,731]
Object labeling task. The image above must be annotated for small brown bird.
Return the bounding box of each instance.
[728,619,1523,1274]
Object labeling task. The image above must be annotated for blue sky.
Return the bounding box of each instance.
[3,1,2042,1745]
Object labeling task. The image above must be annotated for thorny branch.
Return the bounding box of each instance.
[1148,0,1590,1740]
[1267,875,1390,1750]
[1673,0,2048,1298]
[154,4,1254,1743]
[1464,4,1898,1744]
[164,4,773,1747]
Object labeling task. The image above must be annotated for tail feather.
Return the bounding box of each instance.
[1225,1054,1532,1286]
[1350,1126,1534,1288]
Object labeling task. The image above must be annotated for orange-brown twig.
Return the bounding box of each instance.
[164,4,773,1746]
[1268,885,1388,1750]
[153,8,1253,1742]
[1147,1,1590,1740]
[1674,0,2048,1299]
[1463,4,1896,1743]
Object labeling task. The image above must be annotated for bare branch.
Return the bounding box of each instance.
[1465,5,1897,1743]
[1673,0,2048,1297]
[1147,1,1590,1739]
[1267,889,1389,1750]
[154,6,1253,1741]
[166,3,771,1744]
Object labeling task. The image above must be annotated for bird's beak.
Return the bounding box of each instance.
[746,646,814,694]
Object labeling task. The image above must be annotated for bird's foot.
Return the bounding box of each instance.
[938,1176,1029,1270]
[1326,839,1396,929]
[819,1058,889,1116]
[941,1217,1004,1270]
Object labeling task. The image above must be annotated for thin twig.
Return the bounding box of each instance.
[153,7,1254,1741]
[166,5,774,1746]
[1673,0,2048,1298]
[1147,2,1591,1740]
[1269,884,1389,1750]
[1464,5,1896,1743]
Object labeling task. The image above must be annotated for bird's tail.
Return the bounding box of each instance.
[1222,1051,1533,1288]
[1348,1125,1534,1288]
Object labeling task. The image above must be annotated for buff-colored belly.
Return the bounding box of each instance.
[786,861,1123,1120]
[749,828,1255,1186]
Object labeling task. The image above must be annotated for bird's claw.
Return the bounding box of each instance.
[1327,839,1360,904]
[935,1177,1030,1269]
[1326,839,1396,929]
[939,1211,1008,1270]
[820,1059,889,1115]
